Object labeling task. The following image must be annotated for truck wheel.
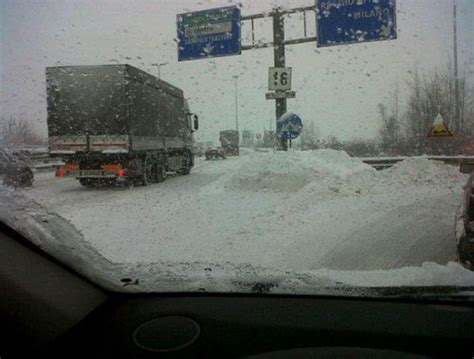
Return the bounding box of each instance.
[25,169,34,187]
[156,165,166,183]
[180,151,193,175]
[143,156,158,186]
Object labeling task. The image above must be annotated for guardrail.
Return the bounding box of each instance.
[32,161,63,173]
[7,147,62,173]
[358,156,474,170]
[8,147,474,173]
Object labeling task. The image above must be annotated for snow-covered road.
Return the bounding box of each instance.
[17,149,467,272]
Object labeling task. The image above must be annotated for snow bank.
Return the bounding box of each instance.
[305,262,474,287]
[300,155,467,201]
[386,157,464,185]
[3,184,473,293]
[204,149,373,193]
[6,149,472,294]
[203,151,466,202]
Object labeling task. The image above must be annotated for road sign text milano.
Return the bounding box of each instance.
[317,0,397,47]
[177,6,241,61]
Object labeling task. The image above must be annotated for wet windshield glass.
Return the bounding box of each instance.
[1,0,474,296]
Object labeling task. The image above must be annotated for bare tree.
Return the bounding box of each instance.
[1,117,45,148]
[324,136,343,151]
[378,65,473,156]
[299,120,320,150]
[378,86,402,155]
[343,139,379,157]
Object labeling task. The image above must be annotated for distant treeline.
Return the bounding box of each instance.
[298,65,474,157]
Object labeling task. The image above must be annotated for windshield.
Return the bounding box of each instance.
[1,0,474,298]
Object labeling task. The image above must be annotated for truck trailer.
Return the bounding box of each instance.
[219,130,239,156]
[46,64,198,186]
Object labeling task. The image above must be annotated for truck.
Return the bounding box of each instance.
[46,64,198,187]
[219,130,239,156]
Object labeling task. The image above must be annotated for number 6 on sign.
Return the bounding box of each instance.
[268,67,292,91]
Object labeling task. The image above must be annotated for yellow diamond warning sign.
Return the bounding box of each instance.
[427,113,453,137]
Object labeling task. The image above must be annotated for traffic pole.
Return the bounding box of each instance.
[273,8,288,151]
[453,0,460,136]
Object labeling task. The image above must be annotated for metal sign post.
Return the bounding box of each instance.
[239,6,315,150]
[273,9,287,150]
[177,2,397,150]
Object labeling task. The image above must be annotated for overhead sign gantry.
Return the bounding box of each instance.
[176,1,397,149]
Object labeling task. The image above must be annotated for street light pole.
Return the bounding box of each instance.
[453,0,460,134]
[233,75,239,132]
[151,62,168,79]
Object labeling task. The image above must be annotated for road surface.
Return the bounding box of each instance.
[15,150,465,272]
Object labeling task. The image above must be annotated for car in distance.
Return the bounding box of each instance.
[205,147,226,160]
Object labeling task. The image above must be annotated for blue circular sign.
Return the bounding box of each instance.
[276,113,303,140]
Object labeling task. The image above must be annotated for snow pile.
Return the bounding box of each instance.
[385,157,464,185]
[300,156,467,200]
[205,149,374,193]
[3,150,474,294]
[306,262,474,287]
[201,151,466,201]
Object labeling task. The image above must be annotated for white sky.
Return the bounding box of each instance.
[1,0,473,143]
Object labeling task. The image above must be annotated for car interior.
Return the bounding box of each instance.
[2,222,473,358]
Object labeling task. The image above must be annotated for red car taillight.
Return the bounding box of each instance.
[56,165,66,177]
[117,169,128,177]
[56,163,79,177]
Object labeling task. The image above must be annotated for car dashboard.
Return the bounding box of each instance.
[1,223,474,358]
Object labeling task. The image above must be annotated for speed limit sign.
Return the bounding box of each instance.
[268,67,292,91]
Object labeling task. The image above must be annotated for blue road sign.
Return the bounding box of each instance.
[316,0,397,47]
[277,113,303,140]
[177,6,241,61]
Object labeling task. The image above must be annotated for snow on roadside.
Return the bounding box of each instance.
[201,149,374,194]
[202,150,466,202]
[3,166,474,293]
[6,149,473,289]
[303,262,474,287]
[386,157,465,184]
[299,154,466,201]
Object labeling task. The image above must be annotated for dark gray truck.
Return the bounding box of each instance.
[219,130,239,156]
[46,64,198,186]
